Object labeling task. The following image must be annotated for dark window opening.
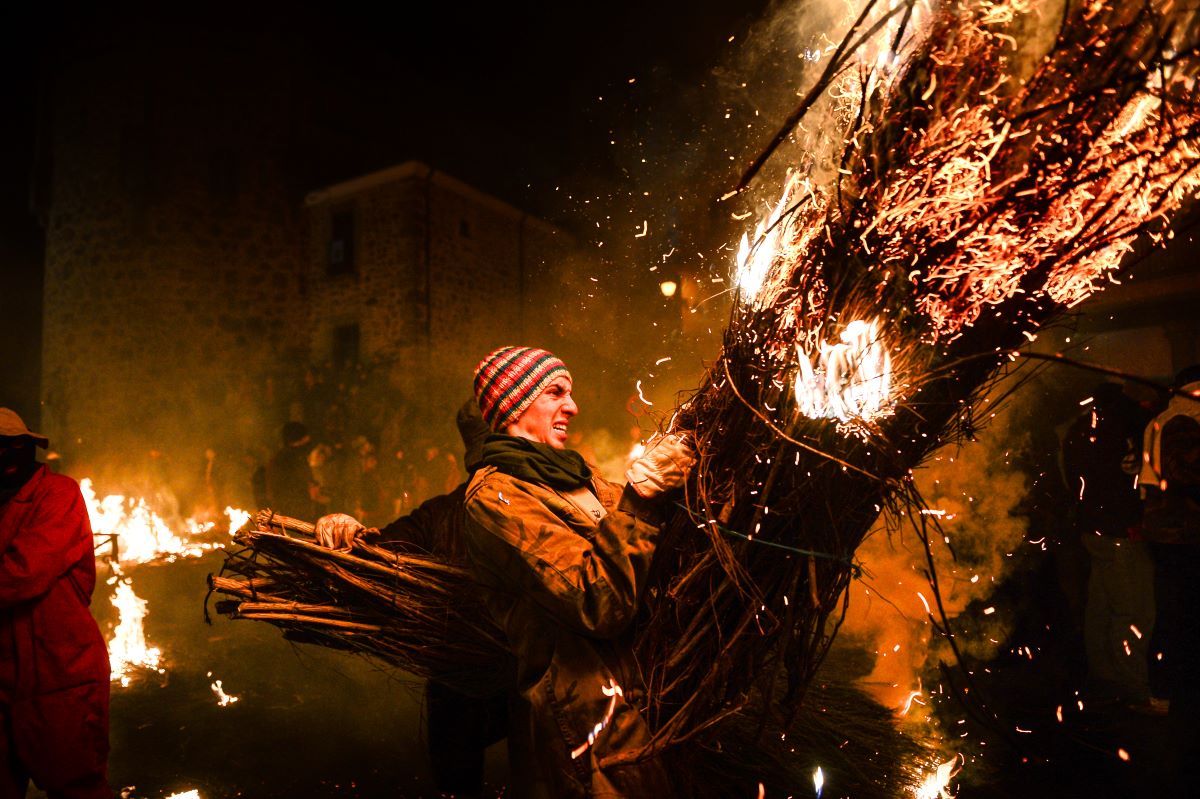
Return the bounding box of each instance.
[332,323,360,370]
[329,208,356,275]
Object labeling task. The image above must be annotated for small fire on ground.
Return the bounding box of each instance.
[82,478,249,686]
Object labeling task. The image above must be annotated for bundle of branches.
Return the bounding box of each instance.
[630,0,1200,757]
[687,656,936,799]
[208,511,511,697]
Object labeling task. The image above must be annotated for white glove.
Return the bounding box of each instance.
[625,433,696,499]
[314,513,366,551]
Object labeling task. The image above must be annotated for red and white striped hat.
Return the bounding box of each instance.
[473,346,571,431]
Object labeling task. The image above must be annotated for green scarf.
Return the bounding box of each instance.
[478,434,592,491]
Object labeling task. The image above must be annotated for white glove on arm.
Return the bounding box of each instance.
[314,513,367,551]
[625,433,696,499]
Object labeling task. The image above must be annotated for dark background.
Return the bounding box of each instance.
[0,0,779,426]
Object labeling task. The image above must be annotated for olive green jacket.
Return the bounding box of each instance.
[463,464,669,798]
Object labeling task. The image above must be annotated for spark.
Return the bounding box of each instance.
[901,682,924,716]
[571,680,624,760]
[635,220,649,238]
[636,380,654,406]
[814,766,825,798]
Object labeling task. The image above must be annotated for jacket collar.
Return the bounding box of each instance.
[6,464,48,504]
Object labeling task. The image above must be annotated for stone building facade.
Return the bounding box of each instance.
[303,162,570,418]
[37,38,576,479]
[39,37,308,474]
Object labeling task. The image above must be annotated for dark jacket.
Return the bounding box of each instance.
[1063,392,1149,537]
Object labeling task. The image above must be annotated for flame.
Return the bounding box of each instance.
[224,506,251,535]
[108,575,164,687]
[82,478,211,563]
[734,181,795,303]
[82,478,247,563]
[914,755,961,799]
[210,678,240,707]
[794,319,894,426]
[166,792,201,799]
[814,765,825,798]
[628,441,647,461]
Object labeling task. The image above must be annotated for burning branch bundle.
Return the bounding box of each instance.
[209,511,511,697]
[210,0,1199,780]
[630,0,1200,756]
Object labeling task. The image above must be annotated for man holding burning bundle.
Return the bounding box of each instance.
[0,409,110,799]
[462,346,693,797]
[313,347,693,796]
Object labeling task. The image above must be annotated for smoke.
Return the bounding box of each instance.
[527,0,907,444]
[840,377,1060,717]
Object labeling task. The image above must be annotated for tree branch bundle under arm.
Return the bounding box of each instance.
[208,511,512,697]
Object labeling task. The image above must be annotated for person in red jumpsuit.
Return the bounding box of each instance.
[0,408,110,799]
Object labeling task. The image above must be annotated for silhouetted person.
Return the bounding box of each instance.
[0,408,110,799]
[1062,382,1155,709]
[1140,365,1200,794]
[265,422,317,520]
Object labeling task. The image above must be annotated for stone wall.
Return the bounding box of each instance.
[304,164,574,445]
[41,39,308,477]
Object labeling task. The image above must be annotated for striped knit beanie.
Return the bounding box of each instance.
[473,346,571,431]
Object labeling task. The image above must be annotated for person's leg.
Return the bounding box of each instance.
[0,703,30,799]
[1107,539,1155,704]
[1082,536,1121,700]
[1167,547,1200,797]
[426,680,486,797]
[1147,542,1176,702]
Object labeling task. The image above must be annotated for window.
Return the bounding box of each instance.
[332,323,360,370]
[328,208,356,275]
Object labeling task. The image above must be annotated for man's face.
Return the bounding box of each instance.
[505,376,578,449]
[0,437,35,483]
